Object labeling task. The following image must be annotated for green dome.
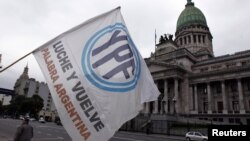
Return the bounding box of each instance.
[177,1,207,30]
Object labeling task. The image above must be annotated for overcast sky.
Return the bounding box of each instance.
[1,0,250,89]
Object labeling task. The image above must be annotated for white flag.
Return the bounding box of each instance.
[33,7,160,141]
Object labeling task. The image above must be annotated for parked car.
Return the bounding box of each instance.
[56,119,62,125]
[29,118,36,121]
[3,115,8,119]
[19,115,24,120]
[185,131,208,141]
[25,115,30,119]
[39,117,45,123]
[54,116,62,126]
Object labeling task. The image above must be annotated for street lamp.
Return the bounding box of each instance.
[172,97,177,115]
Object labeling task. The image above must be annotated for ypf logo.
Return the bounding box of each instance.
[82,23,141,92]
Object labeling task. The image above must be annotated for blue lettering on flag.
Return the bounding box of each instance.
[81,23,141,92]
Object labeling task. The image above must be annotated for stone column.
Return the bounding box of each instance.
[164,79,168,114]
[183,77,189,114]
[189,86,193,111]
[153,81,159,114]
[206,35,209,45]
[190,34,194,44]
[174,78,179,114]
[153,100,159,114]
[221,80,228,114]
[207,82,212,114]
[190,34,194,53]
[237,78,245,114]
[196,34,199,44]
[194,84,198,114]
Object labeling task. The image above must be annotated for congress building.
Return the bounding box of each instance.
[141,0,250,125]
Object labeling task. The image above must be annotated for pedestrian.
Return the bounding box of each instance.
[13,117,33,141]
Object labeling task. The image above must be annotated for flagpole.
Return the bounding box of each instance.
[0,50,34,73]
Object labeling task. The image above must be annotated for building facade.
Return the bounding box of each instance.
[14,65,56,120]
[141,0,250,125]
[0,94,11,105]
[0,54,13,106]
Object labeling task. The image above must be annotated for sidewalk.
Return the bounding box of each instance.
[149,133,185,140]
[118,131,185,140]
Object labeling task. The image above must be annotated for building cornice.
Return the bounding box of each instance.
[154,48,197,63]
[190,65,250,79]
[194,50,250,67]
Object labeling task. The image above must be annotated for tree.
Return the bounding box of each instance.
[5,95,44,119]
[30,95,44,119]
[9,95,26,117]
[20,98,33,115]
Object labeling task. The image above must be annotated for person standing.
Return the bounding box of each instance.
[13,117,33,141]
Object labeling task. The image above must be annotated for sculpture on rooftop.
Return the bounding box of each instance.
[159,34,173,44]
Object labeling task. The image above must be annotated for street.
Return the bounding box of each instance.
[0,118,71,141]
[0,118,184,141]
